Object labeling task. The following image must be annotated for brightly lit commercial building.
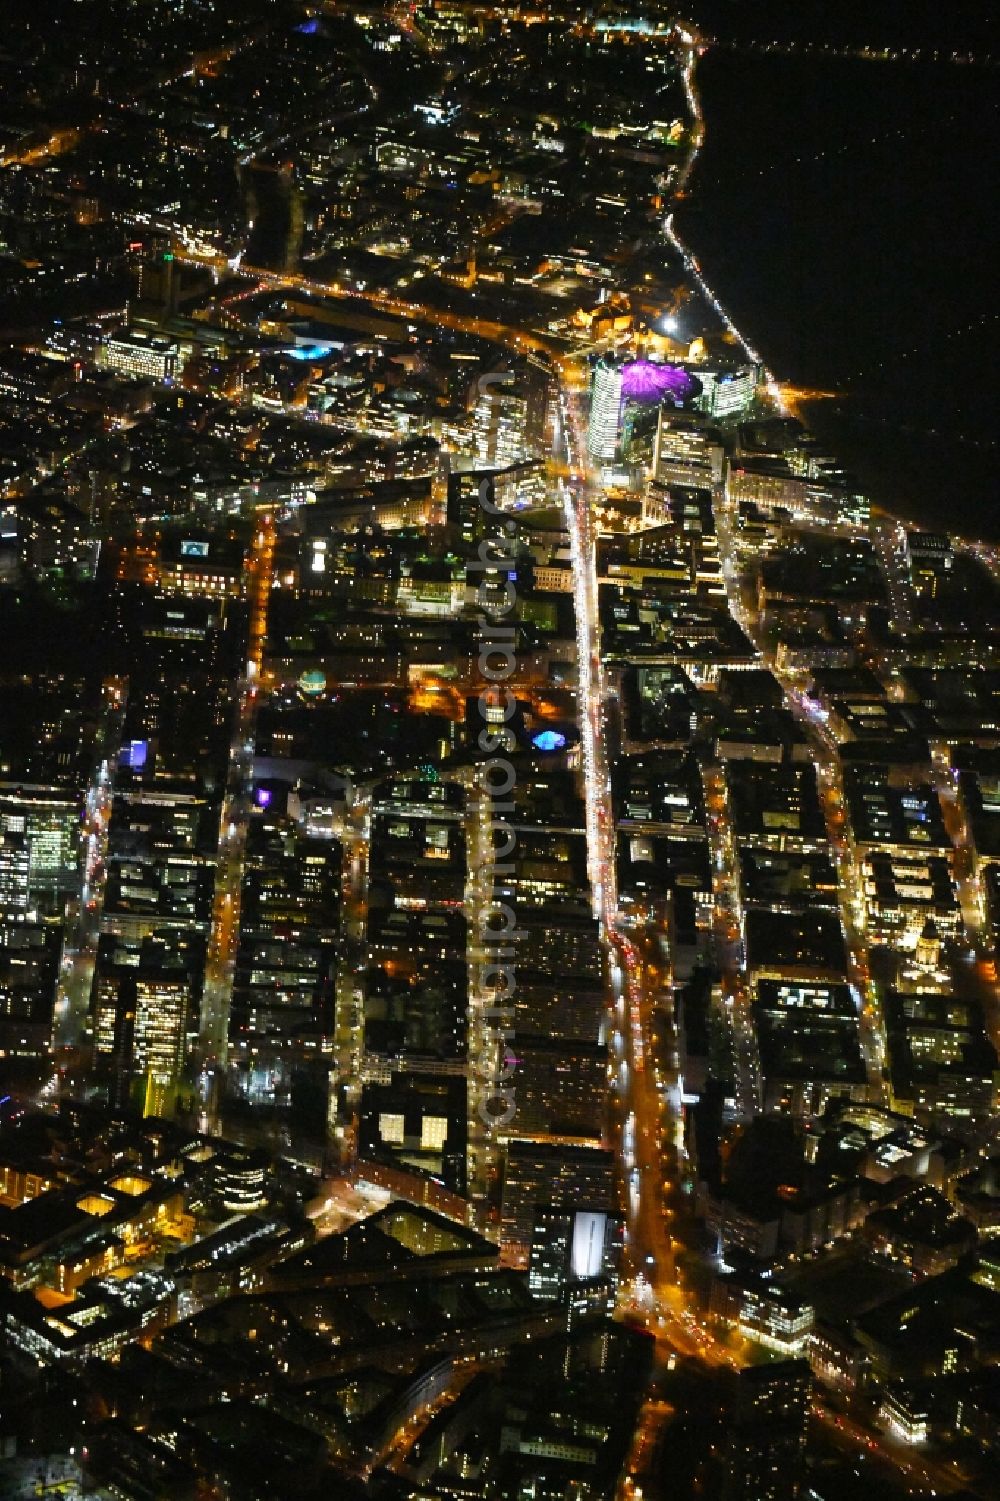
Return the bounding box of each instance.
[694,363,759,420]
[0,832,31,917]
[103,327,181,382]
[862,851,962,947]
[527,1204,619,1300]
[91,929,205,1116]
[653,409,725,489]
[879,1383,930,1444]
[736,1281,815,1357]
[0,785,78,903]
[587,357,625,460]
[473,375,546,469]
[218,1149,269,1214]
[446,461,545,544]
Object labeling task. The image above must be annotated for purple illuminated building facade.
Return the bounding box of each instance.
[620,359,700,405]
[588,355,700,460]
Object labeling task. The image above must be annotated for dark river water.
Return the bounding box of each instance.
[677,49,1000,538]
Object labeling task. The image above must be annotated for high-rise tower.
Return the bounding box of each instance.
[587,357,625,461]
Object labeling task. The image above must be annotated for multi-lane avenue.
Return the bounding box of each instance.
[557,376,684,1322]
